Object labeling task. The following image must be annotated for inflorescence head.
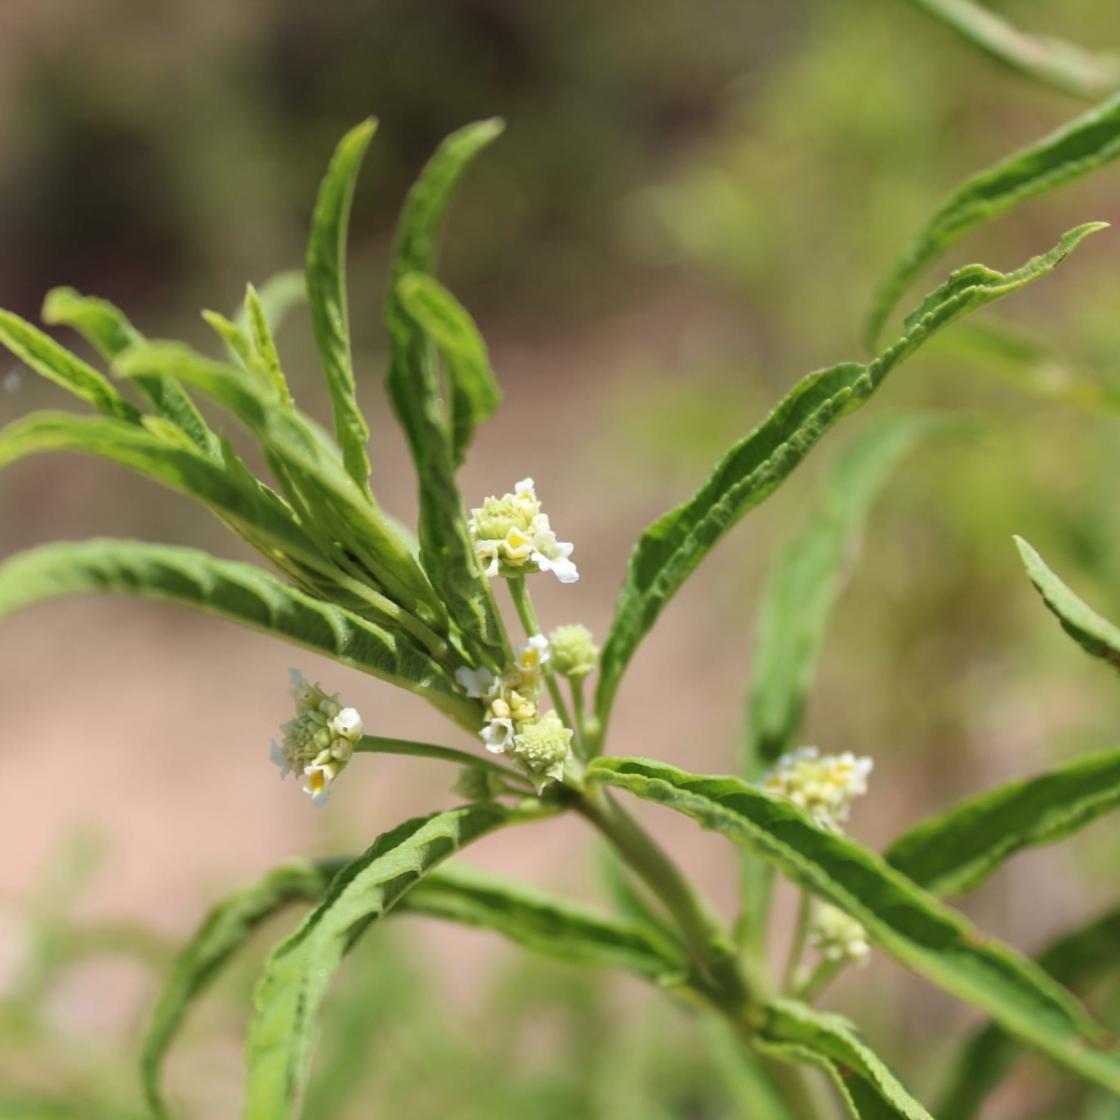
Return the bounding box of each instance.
[270,669,363,805]
[468,478,578,583]
[760,746,872,832]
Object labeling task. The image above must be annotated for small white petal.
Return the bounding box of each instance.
[514,478,535,495]
[330,707,363,740]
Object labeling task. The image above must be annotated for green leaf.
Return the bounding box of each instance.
[867,91,1120,346]
[396,271,502,467]
[306,120,375,490]
[234,271,306,336]
[0,539,478,728]
[41,286,219,456]
[595,225,1104,734]
[0,309,139,422]
[905,0,1120,100]
[885,746,1120,897]
[396,861,685,980]
[1016,535,1120,671]
[745,414,939,773]
[0,411,326,589]
[141,860,341,1120]
[758,998,930,1119]
[589,755,1120,1093]
[244,284,294,407]
[940,904,1120,1119]
[114,342,447,632]
[385,120,508,667]
[244,805,513,1119]
[202,308,255,368]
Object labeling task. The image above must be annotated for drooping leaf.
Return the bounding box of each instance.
[1016,536,1120,671]
[745,413,940,773]
[396,861,685,980]
[904,0,1120,100]
[396,271,501,467]
[114,342,447,631]
[940,904,1120,1119]
[385,120,508,667]
[244,284,294,407]
[244,805,514,1119]
[0,310,139,422]
[0,411,316,569]
[589,756,1120,1093]
[41,286,219,456]
[306,120,375,490]
[885,746,1120,897]
[595,225,1104,734]
[141,861,342,1120]
[0,539,479,728]
[758,998,930,1119]
[867,92,1120,346]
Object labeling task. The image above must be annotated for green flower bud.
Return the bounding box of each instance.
[548,624,599,679]
[510,710,572,792]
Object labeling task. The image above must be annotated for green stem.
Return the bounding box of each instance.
[569,676,588,757]
[355,736,534,791]
[795,956,847,1003]
[576,786,754,1013]
[783,890,812,993]
[506,576,577,731]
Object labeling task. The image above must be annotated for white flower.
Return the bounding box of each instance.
[455,664,497,699]
[481,717,515,754]
[516,634,551,681]
[468,478,578,583]
[809,903,871,965]
[761,747,873,831]
[272,670,362,804]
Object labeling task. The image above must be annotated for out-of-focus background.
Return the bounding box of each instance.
[2,1,1120,1116]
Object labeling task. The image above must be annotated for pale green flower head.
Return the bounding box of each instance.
[809,902,870,965]
[469,478,578,583]
[760,747,872,832]
[271,669,364,805]
[509,710,573,793]
[548,624,598,679]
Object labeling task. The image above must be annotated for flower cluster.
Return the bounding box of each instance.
[548,623,599,679]
[468,478,578,583]
[271,669,363,804]
[760,747,872,831]
[456,635,573,792]
[809,902,871,965]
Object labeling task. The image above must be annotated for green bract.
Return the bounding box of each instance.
[2,96,1118,1120]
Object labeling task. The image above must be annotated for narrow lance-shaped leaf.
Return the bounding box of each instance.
[306,119,375,490]
[867,92,1120,346]
[595,225,1104,735]
[0,309,139,422]
[885,745,1120,897]
[114,342,448,632]
[244,283,294,407]
[41,286,219,457]
[940,904,1120,1119]
[243,805,514,1119]
[0,539,479,729]
[589,755,1120,1094]
[141,860,342,1120]
[396,271,501,467]
[758,998,931,1120]
[904,0,1120,101]
[385,120,509,667]
[1016,535,1120,670]
[0,411,432,638]
[745,413,940,774]
[233,270,306,337]
[396,861,685,981]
